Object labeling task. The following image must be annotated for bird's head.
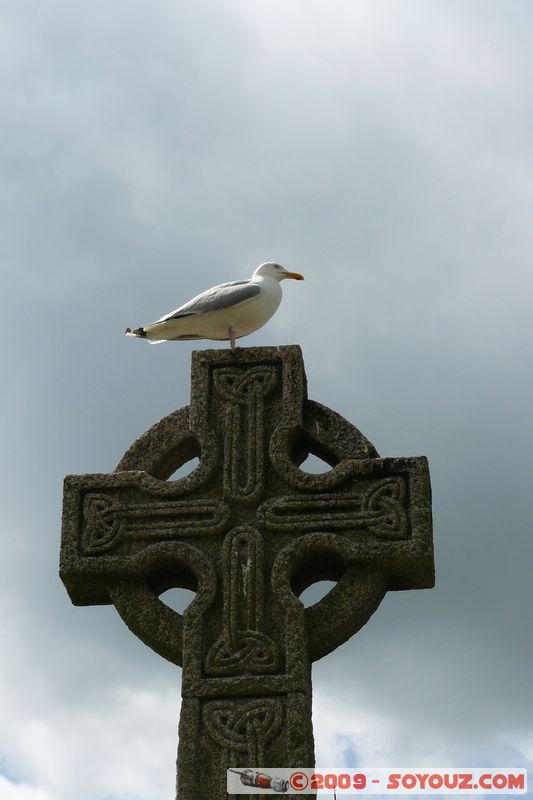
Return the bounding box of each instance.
[253,262,304,282]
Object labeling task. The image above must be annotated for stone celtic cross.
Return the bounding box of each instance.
[60,345,434,799]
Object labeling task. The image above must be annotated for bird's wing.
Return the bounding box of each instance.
[156,280,261,323]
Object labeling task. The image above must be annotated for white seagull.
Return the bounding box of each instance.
[125,262,304,350]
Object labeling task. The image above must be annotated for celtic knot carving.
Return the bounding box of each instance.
[213,366,278,405]
[83,494,123,554]
[203,697,283,763]
[82,492,230,555]
[362,477,408,537]
[213,366,278,501]
[258,477,409,540]
[205,630,278,675]
[206,526,279,676]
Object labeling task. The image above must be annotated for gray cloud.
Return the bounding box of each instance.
[1,0,532,798]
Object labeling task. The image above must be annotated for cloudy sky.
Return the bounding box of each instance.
[1,0,532,798]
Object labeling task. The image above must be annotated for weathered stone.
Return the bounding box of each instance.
[60,345,434,799]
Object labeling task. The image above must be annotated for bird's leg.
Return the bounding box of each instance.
[228,326,236,351]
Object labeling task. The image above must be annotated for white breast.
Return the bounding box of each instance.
[229,277,282,338]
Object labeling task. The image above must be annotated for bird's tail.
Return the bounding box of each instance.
[124,326,147,339]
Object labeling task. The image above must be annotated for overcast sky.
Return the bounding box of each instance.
[1,1,532,798]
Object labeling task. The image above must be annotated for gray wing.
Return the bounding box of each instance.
[157,280,261,322]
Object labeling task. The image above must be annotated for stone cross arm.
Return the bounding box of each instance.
[60,345,434,800]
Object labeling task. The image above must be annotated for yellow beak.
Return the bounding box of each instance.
[284,271,304,280]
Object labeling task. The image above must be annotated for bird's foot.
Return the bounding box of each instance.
[228,326,236,352]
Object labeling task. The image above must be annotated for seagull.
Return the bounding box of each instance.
[125,262,304,350]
